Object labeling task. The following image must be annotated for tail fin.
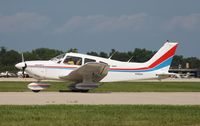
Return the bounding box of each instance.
[145,42,178,72]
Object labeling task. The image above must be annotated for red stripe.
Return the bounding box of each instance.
[28,65,77,69]
[46,66,77,69]
[148,44,178,68]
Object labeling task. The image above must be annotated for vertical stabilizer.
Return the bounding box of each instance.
[145,42,178,72]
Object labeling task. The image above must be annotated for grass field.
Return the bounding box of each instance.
[0,105,200,126]
[0,81,200,92]
[96,82,200,92]
[0,81,66,92]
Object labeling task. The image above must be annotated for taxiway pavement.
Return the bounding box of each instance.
[0,92,200,105]
[1,77,200,82]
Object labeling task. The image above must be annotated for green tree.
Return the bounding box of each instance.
[132,48,155,62]
[111,51,130,61]
[23,52,38,61]
[99,52,108,58]
[32,48,63,60]
[0,46,200,73]
[184,57,200,69]
[0,48,21,72]
[1,50,21,65]
[87,51,99,56]
[0,47,7,65]
[171,55,184,69]
[67,48,78,53]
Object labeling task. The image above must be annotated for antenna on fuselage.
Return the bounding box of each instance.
[127,56,134,62]
[108,52,116,59]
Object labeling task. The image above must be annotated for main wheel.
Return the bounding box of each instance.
[80,89,89,93]
[68,84,89,92]
[32,90,40,93]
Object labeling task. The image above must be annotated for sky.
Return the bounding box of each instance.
[0,0,200,58]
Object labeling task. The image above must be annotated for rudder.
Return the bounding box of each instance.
[145,41,178,72]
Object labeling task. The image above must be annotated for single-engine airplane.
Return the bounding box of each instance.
[15,42,178,92]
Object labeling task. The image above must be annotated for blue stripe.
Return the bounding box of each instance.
[109,57,173,73]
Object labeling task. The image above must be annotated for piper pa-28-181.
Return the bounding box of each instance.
[15,42,178,92]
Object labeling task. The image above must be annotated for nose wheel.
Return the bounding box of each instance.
[28,82,51,93]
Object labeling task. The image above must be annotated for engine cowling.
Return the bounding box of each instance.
[28,82,51,92]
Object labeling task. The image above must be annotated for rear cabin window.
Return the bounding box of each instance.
[84,58,96,64]
[63,56,82,65]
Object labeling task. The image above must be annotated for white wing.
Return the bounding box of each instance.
[59,62,109,83]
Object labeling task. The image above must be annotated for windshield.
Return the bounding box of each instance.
[50,53,65,62]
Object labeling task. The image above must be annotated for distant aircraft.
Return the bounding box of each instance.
[175,72,194,78]
[0,71,16,78]
[15,42,178,92]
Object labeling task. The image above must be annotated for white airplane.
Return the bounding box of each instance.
[0,71,16,78]
[15,42,178,92]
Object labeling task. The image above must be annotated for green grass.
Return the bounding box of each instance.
[0,105,200,126]
[95,82,200,92]
[0,81,67,92]
[0,81,200,92]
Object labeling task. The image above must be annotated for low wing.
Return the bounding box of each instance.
[59,62,109,83]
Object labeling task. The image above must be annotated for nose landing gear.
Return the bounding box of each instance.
[27,82,51,93]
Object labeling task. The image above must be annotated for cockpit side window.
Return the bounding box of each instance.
[63,56,82,65]
[51,53,65,63]
[84,58,96,64]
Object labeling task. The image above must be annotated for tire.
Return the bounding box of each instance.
[80,90,89,93]
[32,90,40,93]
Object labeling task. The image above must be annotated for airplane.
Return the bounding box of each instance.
[175,72,194,79]
[15,41,178,92]
[0,71,16,78]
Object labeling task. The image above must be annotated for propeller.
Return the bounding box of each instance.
[21,53,27,78]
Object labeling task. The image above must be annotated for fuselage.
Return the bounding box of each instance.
[15,52,169,82]
[15,42,178,82]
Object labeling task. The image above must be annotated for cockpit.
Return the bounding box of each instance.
[63,56,82,65]
[50,53,84,65]
[51,53,107,66]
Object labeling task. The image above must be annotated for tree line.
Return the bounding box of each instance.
[0,46,200,72]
